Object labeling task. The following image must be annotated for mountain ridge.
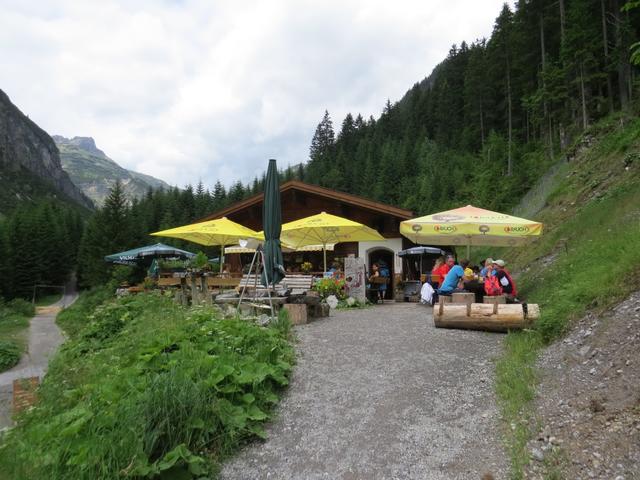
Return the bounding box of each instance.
[54,135,171,205]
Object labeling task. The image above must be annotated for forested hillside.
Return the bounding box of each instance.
[301,0,640,214]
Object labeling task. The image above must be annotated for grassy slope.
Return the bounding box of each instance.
[0,291,294,479]
[493,114,640,478]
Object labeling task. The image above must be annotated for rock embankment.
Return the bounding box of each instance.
[526,292,640,480]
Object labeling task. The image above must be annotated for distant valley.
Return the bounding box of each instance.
[54,135,171,206]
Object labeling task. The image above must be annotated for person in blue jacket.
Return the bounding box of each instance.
[437,259,469,295]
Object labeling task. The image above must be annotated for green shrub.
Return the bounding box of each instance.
[0,340,20,370]
[0,293,294,479]
[56,285,114,338]
[111,264,135,285]
[6,298,35,318]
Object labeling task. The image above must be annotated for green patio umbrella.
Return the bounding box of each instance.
[261,159,285,287]
[104,243,196,264]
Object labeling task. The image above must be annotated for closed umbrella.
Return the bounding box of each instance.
[400,205,543,258]
[280,212,384,273]
[261,159,285,287]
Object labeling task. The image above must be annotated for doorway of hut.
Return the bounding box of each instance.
[367,248,394,300]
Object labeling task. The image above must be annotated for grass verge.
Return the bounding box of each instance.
[34,293,62,307]
[0,291,294,479]
[494,115,640,478]
[0,298,35,372]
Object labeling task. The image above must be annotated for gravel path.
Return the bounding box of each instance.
[221,302,507,480]
[0,290,76,429]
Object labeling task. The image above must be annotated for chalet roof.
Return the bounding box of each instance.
[201,180,413,221]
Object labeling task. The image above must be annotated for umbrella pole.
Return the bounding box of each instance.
[466,238,470,260]
[323,243,327,274]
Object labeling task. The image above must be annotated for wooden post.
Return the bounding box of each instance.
[180,277,189,306]
[284,304,307,325]
[200,276,211,305]
[190,275,199,304]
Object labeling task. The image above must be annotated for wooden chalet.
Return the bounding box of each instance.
[201,180,417,297]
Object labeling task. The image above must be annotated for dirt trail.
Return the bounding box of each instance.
[221,303,507,480]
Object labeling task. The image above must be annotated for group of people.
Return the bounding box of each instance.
[431,255,518,303]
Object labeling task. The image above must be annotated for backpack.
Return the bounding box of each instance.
[484,275,503,296]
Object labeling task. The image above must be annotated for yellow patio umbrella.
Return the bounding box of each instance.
[400,205,543,258]
[280,212,384,272]
[150,217,263,267]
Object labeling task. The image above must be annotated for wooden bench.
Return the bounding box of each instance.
[158,277,182,287]
[282,274,314,295]
[434,302,540,332]
[237,273,313,295]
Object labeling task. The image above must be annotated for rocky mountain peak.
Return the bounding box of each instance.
[52,135,106,158]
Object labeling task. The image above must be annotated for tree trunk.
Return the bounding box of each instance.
[559,0,566,47]
[612,0,629,109]
[507,63,513,176]
[580,62,589,130]
[601,0,614,112]
[479,103,485,149]
[540,14,553,159]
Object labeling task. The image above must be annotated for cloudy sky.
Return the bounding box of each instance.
[1,0,512,189]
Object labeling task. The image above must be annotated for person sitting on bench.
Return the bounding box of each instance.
[437,259,469,296]
[492,259,519,303]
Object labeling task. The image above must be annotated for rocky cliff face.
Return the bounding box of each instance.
[54,135,171,206]
[0,89,93,209]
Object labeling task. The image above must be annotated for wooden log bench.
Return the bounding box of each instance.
[451,292,475,305]
[434,302,540,333]
[483,295,506,305]
[438,295,452,305]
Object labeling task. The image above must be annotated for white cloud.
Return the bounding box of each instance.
[0,0,512,188]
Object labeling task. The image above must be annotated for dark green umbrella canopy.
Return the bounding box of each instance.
[104,243,196,265]
[261,159,285,287]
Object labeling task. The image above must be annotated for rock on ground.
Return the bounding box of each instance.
[221,303,507,480]
[525,291,640,480]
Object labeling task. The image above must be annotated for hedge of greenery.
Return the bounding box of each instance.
[0,292,294,479]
